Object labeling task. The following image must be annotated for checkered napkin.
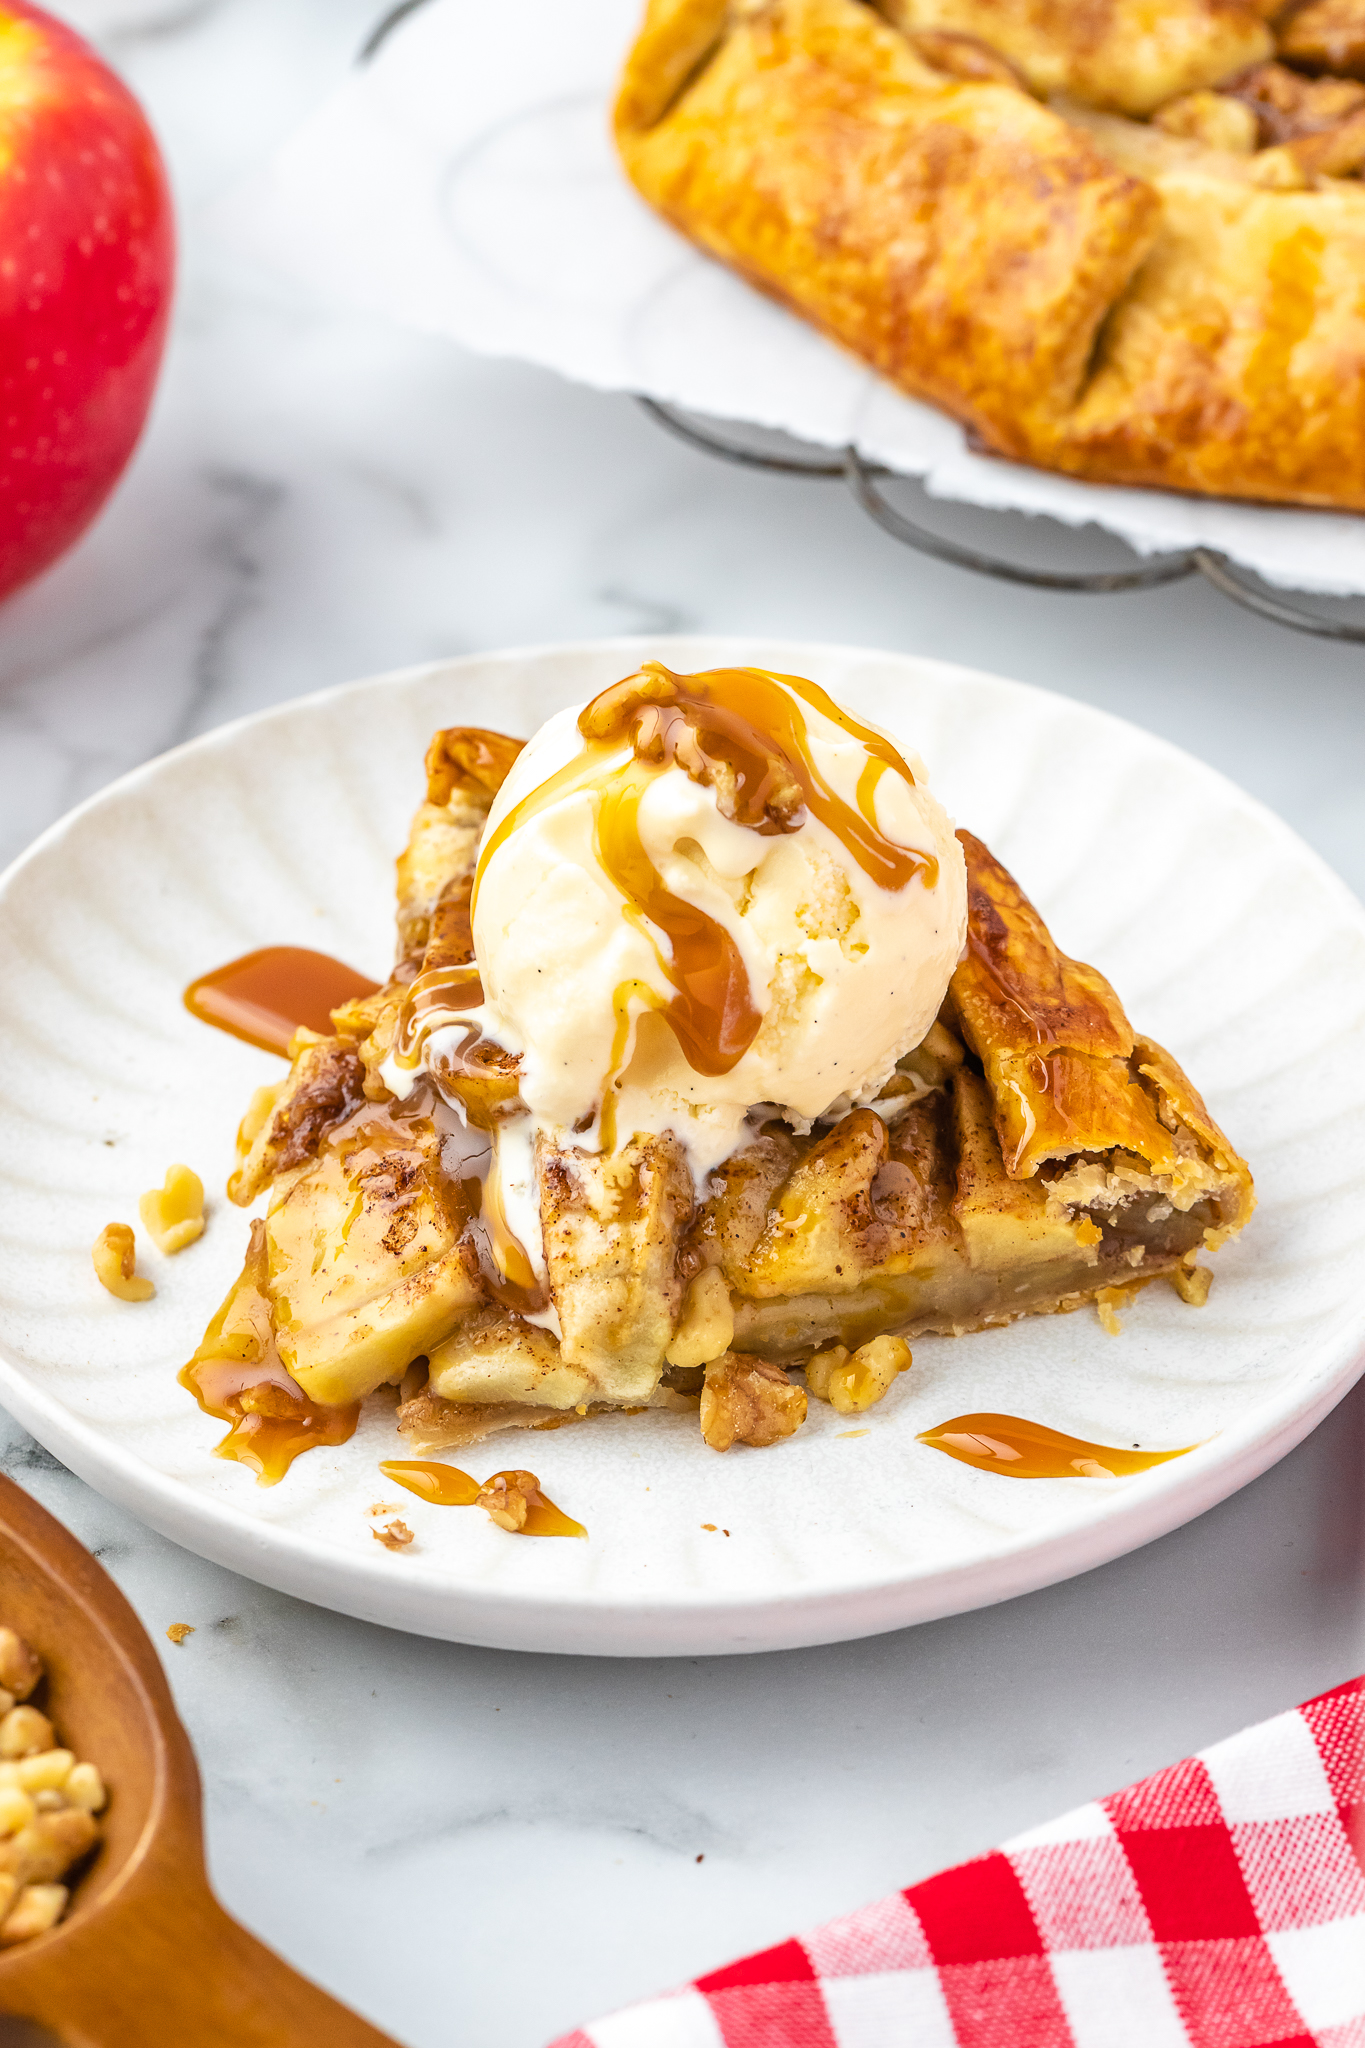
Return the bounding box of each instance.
[549,1675,1364,2048]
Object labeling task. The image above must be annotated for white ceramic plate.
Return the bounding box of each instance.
[2,636,1363,1657]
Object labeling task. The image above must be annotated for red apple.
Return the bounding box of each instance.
[0,2,172,604]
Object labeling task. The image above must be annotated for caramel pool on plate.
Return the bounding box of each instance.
[917,1413,1196,1479]
[184,945,379,1056]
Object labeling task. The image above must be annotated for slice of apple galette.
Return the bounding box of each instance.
[187,665,1252,1474]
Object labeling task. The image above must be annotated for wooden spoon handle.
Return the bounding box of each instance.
[0,1879,404,2047]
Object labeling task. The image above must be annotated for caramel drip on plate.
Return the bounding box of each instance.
[918,1412,1197,1479]
[184,947,379,1057]
[378,1459,480,1505]
[471,664,935,1085]
[179,1221,358,1484]
[516,1491,588,1539]
[379,1460,586,1536]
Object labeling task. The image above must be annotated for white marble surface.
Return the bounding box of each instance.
[1,5,1364,2044]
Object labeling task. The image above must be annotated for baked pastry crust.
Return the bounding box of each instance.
[616,0,1160,463]
[614,0,1365,511]
[194,720,1253,1460]
[877,0,1272,114]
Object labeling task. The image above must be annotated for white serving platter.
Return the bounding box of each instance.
[1,635,1362,1656]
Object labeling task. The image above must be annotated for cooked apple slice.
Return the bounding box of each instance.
[537,1129,693,1403]
[264,1107,479,1406]
[427,1307,595,1409]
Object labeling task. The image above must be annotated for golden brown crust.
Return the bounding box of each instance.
[423,727,524,808]
[949,832,1253,1218]
[395,727,522,964]
[615,0,1365,510]
[615,0,1161,461]
[1135,1033,1257,1235]
[877,0,1272,114]
[1048,136,1365,509]
[394,1381,697,1450]
[950,829,1133,1065]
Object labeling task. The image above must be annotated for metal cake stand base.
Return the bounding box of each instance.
[639,398,1365,646]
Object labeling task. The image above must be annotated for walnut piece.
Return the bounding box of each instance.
[0,1626,107,1947]
[372,1520,414,1552]
[806,1334,911,1415]
[700,1353,807,1452]
[138,1164,205,1254]
[476,1470,540,1531]
[0,1632,42,1706]
[91,1223,153,1303]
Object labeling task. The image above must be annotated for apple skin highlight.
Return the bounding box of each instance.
[0,2,174,603]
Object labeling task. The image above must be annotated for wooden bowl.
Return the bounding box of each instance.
[0,1472,402,2046]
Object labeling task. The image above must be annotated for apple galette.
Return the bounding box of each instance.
[185,665,1252,1477]
[615,0,1365,511]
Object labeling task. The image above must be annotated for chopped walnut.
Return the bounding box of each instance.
[699,1353,807,1452]
[0,1626,106,1947]
[476,1470,538,1531]
[138,1164,205,1255]
[91,1222,153,1303]
[0,1632,42,1707]
[806,1335,911,1415]
[372,1520,414,1552]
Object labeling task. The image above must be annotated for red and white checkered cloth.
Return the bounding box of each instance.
[549,1675,1365,2048]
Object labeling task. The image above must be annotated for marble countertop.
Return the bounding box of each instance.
[2,5,1364,2043]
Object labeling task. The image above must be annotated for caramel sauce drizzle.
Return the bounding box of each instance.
[393,959,485,1061]
[184,946,379,1057]
[179,1221,359,1485]
[183,954,547,1470]
[471,663,935,1088]
[448,1121,546,1317]
[379,1460,586,1536]
[393,882,487,1067]
[918,1412,1197,1479]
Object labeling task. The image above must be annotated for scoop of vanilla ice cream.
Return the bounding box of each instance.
[463,680,967,1182]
